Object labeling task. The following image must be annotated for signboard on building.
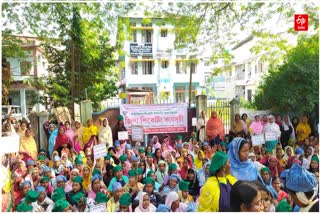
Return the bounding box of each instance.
[213,76,225,91]
[130,43,152,56]
[120,103,188,134]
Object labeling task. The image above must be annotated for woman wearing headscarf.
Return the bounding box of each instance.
[162,174,180,196]
[206,111,225,141]
[283,146,294,162]
[263,115,281,151]
[74,120,84,151]
[66,176,85,206]
[1,156,13,212]
[17,121,28,138]
[82,165,92,192]
[286,163,319,212]
[309,155,319,173]
[230,114,246,138]
[14,180,31,208]
[280,115,294,148]
[87,174,106,200]
[197,161,211,187]
[19,129,38,161]
[54,126,72,156]
[64,121,75,147]
[197,110,208,142]
[32,186,54,212]
[134,192,157,212]
[165,191,188,212]
[98,118,113,148]
[113,115,127,141]
[194,150,205,170]
[47,124,58,158]
[198,152,237,212]
[296,115,311,144]
[155,160,167,185]
[241,113,251,136]
[65,168,80,193]
[228,137,258,181]
[82,118,98,146]
[250,115,264,135]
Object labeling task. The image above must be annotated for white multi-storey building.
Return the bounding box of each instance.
[120,17,207,104]
[211,36,270,101]
[5,35,49,117]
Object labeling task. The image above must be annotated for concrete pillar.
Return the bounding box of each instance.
[37,112,49,152]
[196,95,207,118]
[230,98,240,128]
[80,100,93,126]
[20,88,27,118]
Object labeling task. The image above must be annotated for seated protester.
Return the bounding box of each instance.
[248,152,265,172]
[259,148,273,167]
[230,181,262,212]
[82,165,92,192]
[114,141,123,158]
[74,155,83,174]
[138,147,146,162]
[186,168,200,198]
[147,170,161,192]
[145,152,156,177]
[107,165,129,192]
[94,191,108,206]
[276,148,287,169]
[257,167,278,200]
[178,180,194,205]
[71,192,88,212]
[276,199,293,212]
[309,155,319,173]
[162,174,180,197]
[254,181,277,212]
[108,147,120,166]
[160,163,181,192]
[142,177,163,208]
[198,152,237,212]
[102,162,114,188]
[295,147,309,169]
[165,191,188,212]
[286,163,319,212]
[21,190,39,210]
[119,154,129,176]
[39,176,53,198]
[52,199,72,212]
[65,169,80,193]
[107,182,124,212]
[156,204,171,212]
[55,175,67,188]
[87,174,106,201]
[25,167,41,190]
[136,167,144,183]
[32,186,54,212]
[124,169,144,201]
[51,187,66,202]
[155,160,167,186]
[134,192,157,212]
[272,176,288,202]
[119,192,132,212]
[220,142,228,153]
[52,156,64,176]
[197,161,211,187]
[16,202,33,212]
[130,155,139,170]
[66,176,84,206]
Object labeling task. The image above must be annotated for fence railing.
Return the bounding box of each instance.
[207,100,231,134]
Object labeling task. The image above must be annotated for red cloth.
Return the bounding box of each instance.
[277,190,288,202]
[54,133,70,150]
[206,113,225,141]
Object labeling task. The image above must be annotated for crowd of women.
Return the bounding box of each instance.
[1,111,319,212]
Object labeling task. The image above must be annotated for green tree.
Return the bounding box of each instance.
[254,34,319,115]
[2,2,134,111]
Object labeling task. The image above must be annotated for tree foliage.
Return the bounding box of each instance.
[2,2,134,111]
[254,34,319,114]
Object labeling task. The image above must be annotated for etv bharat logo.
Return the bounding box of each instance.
[294,14,308,31]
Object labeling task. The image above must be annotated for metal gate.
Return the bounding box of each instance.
[207,100,231,134]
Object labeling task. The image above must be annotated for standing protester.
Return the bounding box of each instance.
[196,110,208,142]
[206,111,225,142]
